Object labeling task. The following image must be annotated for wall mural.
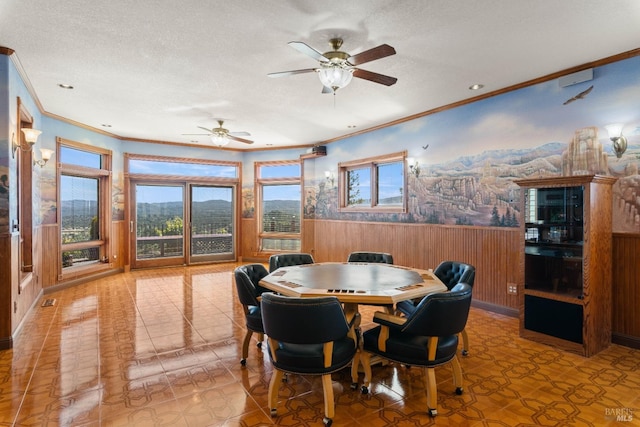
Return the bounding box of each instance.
[305,55,640,233]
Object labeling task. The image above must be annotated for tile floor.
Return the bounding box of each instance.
[1,263,638,426]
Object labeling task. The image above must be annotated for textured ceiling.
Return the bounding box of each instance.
[1,0,639,150]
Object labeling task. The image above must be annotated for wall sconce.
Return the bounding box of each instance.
[407,157,420,177]
[324,171,335,187]
[12,128,53,168]
[605,123,628,158]
[12,128,41,158]
[34,148,54,168]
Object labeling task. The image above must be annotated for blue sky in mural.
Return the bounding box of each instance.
[323,55,640,172]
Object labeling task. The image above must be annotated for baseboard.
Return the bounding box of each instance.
[43,268,123,294]
[0,336,12,350]
[612,333,640,349]
[472,299,519,318]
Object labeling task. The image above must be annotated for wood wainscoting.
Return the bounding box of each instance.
[310,221,640,348]
[312,220,522,312]
[612,233,640,347]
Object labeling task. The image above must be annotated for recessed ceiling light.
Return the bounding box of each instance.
[58,83,74,89]
[469,84,484,90]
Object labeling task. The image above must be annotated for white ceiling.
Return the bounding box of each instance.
[2,0,639,150]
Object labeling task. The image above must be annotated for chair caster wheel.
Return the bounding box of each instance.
[350,382,358,390]
[270,408,277,417]
[428,408,437,417]
[240,358,246,366]
[455,387,463,395]
[461,349,469,356]
[361,385,368,394]
[323,417,333,426]
[257,342,262,348]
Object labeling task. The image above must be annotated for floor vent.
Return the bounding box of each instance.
[42,298,56,307]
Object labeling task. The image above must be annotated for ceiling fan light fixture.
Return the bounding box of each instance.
[210,133,229,147]
[317,65,353,91]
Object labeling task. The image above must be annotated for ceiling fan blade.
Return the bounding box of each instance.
[288,41,330,63]
[197,126,214,133]
[353,68,398,86]
[229,131,250,137]
[347,44,396,66]
[182,133,211,136]
[228,135,254,144]
[268,68,318,78]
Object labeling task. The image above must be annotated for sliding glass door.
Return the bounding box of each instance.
[189,185,235,263]
[133,184,185,268]
[131,182,236,268]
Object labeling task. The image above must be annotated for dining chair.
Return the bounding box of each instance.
[358,283,472,417]
[346,251,394,264]
[233,263,270,365]
[261,292,358,426]
[396,260,475,355]
[268,252,314,272]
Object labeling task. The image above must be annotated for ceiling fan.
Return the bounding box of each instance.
[268,38,397,93]
[183,120,253,146]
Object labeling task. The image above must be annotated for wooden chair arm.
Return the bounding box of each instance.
[373,311,407,327]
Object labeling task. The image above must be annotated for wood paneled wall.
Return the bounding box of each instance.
[311,220,522,311]
[240,218,258,260]
[40,224,60,287]
[308,220,639,347]
[32,216,640,348]
[0,233,14,347]
[612,233,640,341]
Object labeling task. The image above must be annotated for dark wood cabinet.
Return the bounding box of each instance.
[516,175,616,356]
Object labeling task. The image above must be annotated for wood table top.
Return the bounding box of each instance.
[260,262,447,305]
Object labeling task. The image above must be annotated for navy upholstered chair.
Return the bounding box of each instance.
[268,252,314,272]
[359,283,472,417]
[347,251,394,264]
[233,264,270,365]
[261,292,357,426]
[396,260,475,355]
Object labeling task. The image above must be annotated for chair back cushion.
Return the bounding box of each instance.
[434,261,476,290]
[363,283,472,366]
[347,251,394,264]
[404,283,472,337]
[268,253,314,272]
[261,292,356,374]
[234,264,269,306]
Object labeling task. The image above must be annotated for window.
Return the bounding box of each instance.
[339,151,407,212]
[58,138,111,275]
[256,161,301,252]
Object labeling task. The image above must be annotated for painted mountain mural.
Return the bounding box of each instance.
[311,127,639,231]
